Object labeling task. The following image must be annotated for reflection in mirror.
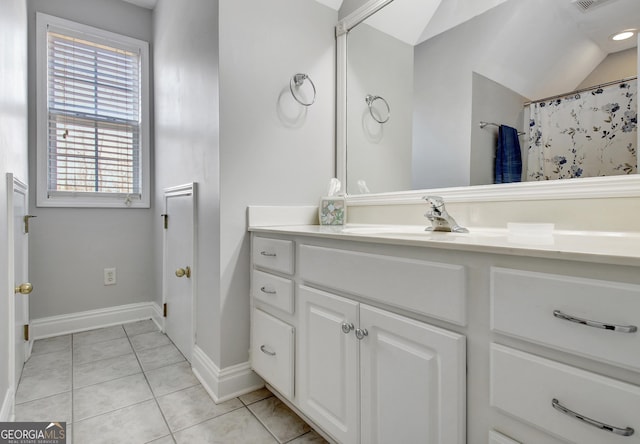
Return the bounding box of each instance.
[343,0,639,195]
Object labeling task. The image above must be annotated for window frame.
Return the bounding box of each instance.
[36,13,150,208]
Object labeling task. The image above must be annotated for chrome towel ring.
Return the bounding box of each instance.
[365,94,390,123]
[290,73,316,106]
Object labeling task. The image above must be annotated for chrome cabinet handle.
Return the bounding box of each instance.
[355,328,368,340]
[260,286,276,295]
[260,345,276,356]
[341,322,354,334]
[553,310,637,333]
[260,251,277,257]
[552,398,634,436]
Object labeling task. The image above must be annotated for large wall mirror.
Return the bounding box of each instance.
[336,0,640,203]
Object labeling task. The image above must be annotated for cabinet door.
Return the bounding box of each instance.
[298,286,359,444]
[359,304,466,444]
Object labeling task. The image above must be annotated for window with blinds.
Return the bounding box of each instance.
[36,13,149,208]
[48,30,140,195]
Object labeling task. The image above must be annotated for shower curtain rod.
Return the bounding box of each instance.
[524,76,637,106]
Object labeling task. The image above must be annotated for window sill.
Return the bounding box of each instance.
[36,194,150,209]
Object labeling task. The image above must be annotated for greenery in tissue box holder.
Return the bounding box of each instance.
[319,198,345,225]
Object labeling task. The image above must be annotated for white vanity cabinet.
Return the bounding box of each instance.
[297,285,466,444]
[249,225,640,444]
[250,237,296,399]
[490,266,640,443]
[250,234,466,444]
[358,303,465,444]
[297,286,359,444]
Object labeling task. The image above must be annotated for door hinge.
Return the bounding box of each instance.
[163,303,167,317]
[23,324,29,341]
[161,214,168,229]
[24,215,37,234]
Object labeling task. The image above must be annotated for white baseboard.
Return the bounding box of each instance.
[191,345,264,403]
[31,302,164,340]
[0,387,14,422]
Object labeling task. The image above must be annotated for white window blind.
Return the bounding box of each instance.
[46,27,141,196]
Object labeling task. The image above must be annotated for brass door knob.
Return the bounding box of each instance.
[15,283,33,295]
[175,266,191,278]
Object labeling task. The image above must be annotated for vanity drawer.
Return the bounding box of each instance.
[491,267,640,370]
[252,270,294,314]
[489,430,521,444]
[299,244,466,325]
[251,308,294,399]
[252,237,294,275]
[490,344,640,444]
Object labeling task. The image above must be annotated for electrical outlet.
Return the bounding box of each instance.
[104,268,116,286]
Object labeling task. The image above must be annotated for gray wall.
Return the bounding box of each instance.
[0,0,29,415]
[26,0,155,319]
[153,0,222,362]
[346,23,413,195]
[218,0,336,367]
[339,0,368,20]
[470,73,526,185]
[154,0,336,370]
[578,47,638,89]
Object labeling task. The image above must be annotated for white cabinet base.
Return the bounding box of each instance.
[360,304,466,444]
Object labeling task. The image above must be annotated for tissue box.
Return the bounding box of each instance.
[319,197,346,225]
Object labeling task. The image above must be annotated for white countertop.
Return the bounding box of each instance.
[248,224,640,266]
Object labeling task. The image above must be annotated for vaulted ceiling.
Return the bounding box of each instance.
[364,0,639,54]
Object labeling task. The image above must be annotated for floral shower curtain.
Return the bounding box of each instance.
[527,79,637,180]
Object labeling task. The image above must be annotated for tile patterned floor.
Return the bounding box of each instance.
[15,320,328,444]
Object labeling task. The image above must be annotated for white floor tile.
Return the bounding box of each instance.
[73,373,153,421]
[73,325,126,348]
[239,387,273,405]
[15,392,72,423]
[157,384,242,432]
[73,352,141,389]
[145,361,198,396]
[73,337,132,365]
[31,335,71,356]
[130,331,172,352]
[136,343,184,372]
[74,400,169,444]
[123,319,158,337]
[16,368,71,404]
[173,407,278,444]
[248,396,311,443]
[15,324,317,443]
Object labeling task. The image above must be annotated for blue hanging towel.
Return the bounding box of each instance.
[495,125,522,183]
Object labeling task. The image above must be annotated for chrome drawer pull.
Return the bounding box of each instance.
[552,398,634,437]
[355,328,368,340]
[260,251,277,257]
[260,286,276,295]
[553,310,637,333]
[260,345,276,356]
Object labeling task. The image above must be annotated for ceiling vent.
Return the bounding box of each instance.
[571,0,616,12]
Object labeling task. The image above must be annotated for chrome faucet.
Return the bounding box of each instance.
[423,196,469,233]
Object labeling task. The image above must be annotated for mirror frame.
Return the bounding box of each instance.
[336,0,640,204]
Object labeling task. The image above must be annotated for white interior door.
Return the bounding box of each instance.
[163,183,196,362]
[7,173,30,389]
